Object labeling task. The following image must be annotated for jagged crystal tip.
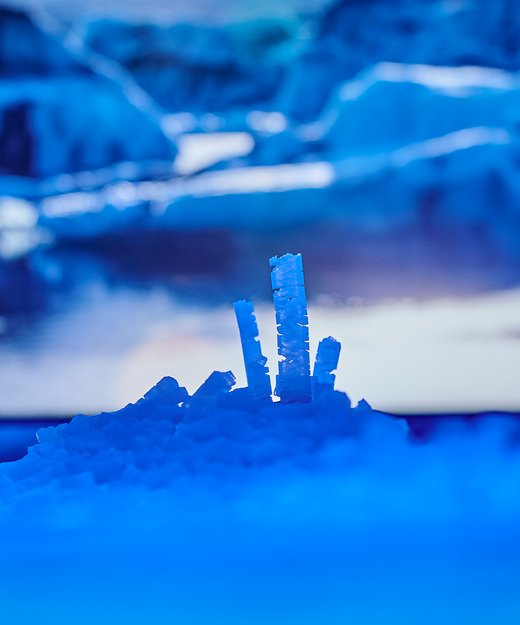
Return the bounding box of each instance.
[312,336,341,396]
[269,253,312,403]
[233,299,272,401]
[232,253,342,405]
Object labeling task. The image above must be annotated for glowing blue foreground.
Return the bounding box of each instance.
[0,252,357,491]
[0,253,520,624]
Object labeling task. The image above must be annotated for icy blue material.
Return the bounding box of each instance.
[0,6,83,76]
[1,376,520,625]
[312,336,341,397]
[233,300,272,400]
[0,8,176,178]
[270,253,312,403]
[0,371,354,491]
[83,19,294,115]
[40,1,520,123]
[143,375,188,404]
[186,370,236,411]
[0,251,519,624]
[5,2,520,260]
[0,79,176,178]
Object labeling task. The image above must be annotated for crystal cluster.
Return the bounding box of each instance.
[0,252,358,495]
[235,252,341,404]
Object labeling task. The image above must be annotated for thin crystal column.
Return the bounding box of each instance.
[233,300,272,400]
[312,336,341,397]
[270,253,312,403]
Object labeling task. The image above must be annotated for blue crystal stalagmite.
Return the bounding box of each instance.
[234,300,272,400]
[312,336,341,397]
[270,253,312,403]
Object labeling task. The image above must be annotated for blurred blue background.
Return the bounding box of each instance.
[1,0,520,422]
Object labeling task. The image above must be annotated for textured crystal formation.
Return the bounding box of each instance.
[186,370,236,411]
[234,252,342,403]
[233,300,272,400]
[270,253,312,403]
[313,337,341,397]
[0,252,364,497]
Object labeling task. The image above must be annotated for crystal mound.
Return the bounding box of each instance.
[1,253,520,624]
[0,251,369,498]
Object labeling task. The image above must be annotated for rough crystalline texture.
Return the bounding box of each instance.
[185,370,236,410]
[233,300,272,400]
[0,251,359,495]
[270,253,312,403]
[1,252,520,625]
[312,336,341,397]
[0,372,355,494]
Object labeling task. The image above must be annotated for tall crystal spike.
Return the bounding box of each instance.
[233,300,272,400]
[269,253,312,403]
